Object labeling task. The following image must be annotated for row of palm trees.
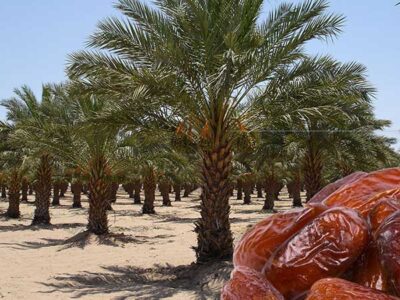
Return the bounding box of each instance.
[1,0,399,263]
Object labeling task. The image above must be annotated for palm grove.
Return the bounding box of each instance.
[1,0,399,263]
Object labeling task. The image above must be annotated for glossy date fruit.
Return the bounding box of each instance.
[376,211,400,296]
[369,196,400,233]
[264,207,369,299]
[352,242,388,291]
[323,168,400,217]
[233,204,327,272]
[221,266,284,300]
[309,171,367,203]
[305,278,399,300]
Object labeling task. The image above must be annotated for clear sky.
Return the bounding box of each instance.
[0,0,399,148]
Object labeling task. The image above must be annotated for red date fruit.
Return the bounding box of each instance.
[376,211,400,296]
[264,207,369,299]
[369,197,400,233]
[352,243,388,291]
[221,266,284,300]
[323,168,400,217]
[306,278,399,300]
[309,171,367,203]
[233,204,327,272]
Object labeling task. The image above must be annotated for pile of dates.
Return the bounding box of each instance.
[222,167,400,299]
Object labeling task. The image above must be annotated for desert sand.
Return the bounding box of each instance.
[0,188,297,299]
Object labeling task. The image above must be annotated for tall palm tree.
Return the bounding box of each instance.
[67,0,345,261]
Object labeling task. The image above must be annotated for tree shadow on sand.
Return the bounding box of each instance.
[0,222,85,233]
[39,261,233,300]
[0,231,152,251]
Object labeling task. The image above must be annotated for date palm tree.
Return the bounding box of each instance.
[255,55,380,200]
[1,86,55,225]
[0,125,28,218]
[46,84,120,234]
[67,0,345,261]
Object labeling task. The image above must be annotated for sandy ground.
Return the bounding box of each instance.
[0,188,299,300]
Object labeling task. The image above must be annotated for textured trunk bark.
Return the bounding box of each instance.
[159,181,171,206]
[142,169,156,214]
[133,179,142,204]
[303,145,323,201]
[340,164,354,177]
[110,182,119,203]
[174,184,181,201]
[195,143,233,263]
[52,183,61,206]
[32,154,52,225]
[6,170,21,218]
[71,182,82,208]
[263,176,277,212]
[87,155,110,235]
[21,178,28,202]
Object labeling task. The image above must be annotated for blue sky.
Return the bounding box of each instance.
[0,0,399,148]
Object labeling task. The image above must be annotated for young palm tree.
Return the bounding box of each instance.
[0,125,29,219]
[68,0,345,261]
[1,86,56,225]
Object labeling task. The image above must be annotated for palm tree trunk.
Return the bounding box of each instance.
[6,170,21,218]
[288,176,302,207]
[174,184,181,201]
[32,154,52,225]
[1,185,7,198]
[183,184,191,197]
[242,181,252,204]
[110,182,119,203]
[87,155,110,235]
[106,184,113,211]
[60,181,68,197]
[142,169,156,214]
[256,181,263,198]
[71,182,82,208]
[123,182,134,198]
[236,180,243,200]
[274,181,283,201]
[159,181,171,206]
[52,183,61,206]
[82,184,88,194]
[28,184,33,195]
[303,146,323,201]
[195,143,233,262]
[133,179,142,204]
[21,178,28,202]
[263,176,277,212]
